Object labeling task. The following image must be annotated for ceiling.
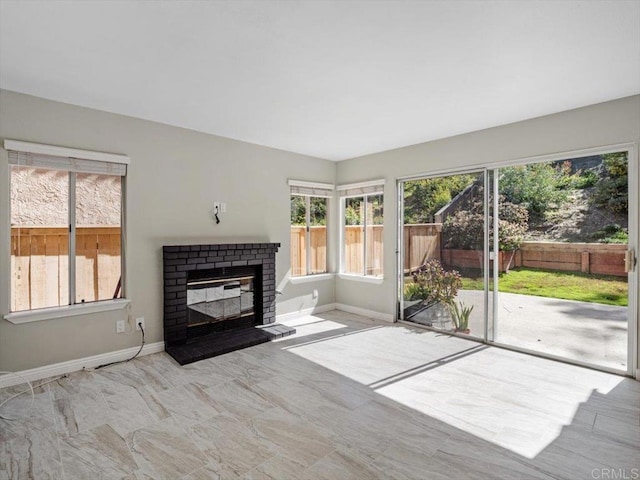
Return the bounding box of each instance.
[1,1,638,161]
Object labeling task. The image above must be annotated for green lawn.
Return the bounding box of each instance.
[461,268,628,307]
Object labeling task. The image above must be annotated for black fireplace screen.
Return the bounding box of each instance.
[186,275,255,326]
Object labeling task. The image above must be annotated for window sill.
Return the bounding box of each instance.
[4,299,130,324]
[289,273,335,284]
[337,274,384,284]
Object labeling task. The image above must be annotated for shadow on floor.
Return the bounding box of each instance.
[1,310,637,479]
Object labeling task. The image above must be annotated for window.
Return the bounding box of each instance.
[289,180,333,277]
[339,180,384,277]
[7,140,128,312]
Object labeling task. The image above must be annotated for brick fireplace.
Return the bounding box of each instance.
[162,243,295,364]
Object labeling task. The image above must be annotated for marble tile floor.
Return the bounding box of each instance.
[1,310,638,480]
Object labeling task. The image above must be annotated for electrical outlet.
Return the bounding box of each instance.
[136,317,145,331]
[116,320,125,333]
[220,202,227,213]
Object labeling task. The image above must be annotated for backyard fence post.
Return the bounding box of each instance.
[581,251,590,274]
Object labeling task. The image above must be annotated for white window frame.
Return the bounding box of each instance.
[338,179,385,279]
[4,140,130,323]
[288,180,333,278]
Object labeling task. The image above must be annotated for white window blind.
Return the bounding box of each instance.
[5,140,128,176]
[8,151,127,176]
[288,180,334,197]
[337,179,385,197]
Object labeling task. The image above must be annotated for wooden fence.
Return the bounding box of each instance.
[14,225,626,312]
[441,242,628,277]
[290,226,327,276]
[343,225,384,276]
[403,224,441,272]
[290,224,628,278]
[291,224,436,276]
[10,226,121,311]
[515,242,627,277]
[440,249,515,273]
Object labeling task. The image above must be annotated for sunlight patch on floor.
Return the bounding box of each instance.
[273,315,349,342]
[284,320,626,458]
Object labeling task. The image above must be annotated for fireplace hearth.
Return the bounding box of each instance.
[162,243,295,364]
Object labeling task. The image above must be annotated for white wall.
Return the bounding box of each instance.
[2,90,639,374]
[0,90,336,372]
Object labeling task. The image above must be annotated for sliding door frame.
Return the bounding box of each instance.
[396,142,638,377]
[396,166,489,327]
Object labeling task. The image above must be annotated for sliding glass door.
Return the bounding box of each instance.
[398,170,487,341]
[398,146,636,375]
[490,150,634,372]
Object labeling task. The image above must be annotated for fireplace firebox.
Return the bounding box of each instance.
[186,266,260,335]
[162,243,295,365]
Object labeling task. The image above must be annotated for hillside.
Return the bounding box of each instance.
[526,186,628,243]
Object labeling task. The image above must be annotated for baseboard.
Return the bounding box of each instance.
[335,303,394,323]
[0,341,165,388]
[276,303,337,322]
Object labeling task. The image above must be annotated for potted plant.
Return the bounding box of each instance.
[411,259,462,308]
[448,300,474,334]
[403,259,462,327]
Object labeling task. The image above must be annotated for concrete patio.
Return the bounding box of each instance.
[406,290,628,371]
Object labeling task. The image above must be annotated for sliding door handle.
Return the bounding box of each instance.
[625,250,636,273]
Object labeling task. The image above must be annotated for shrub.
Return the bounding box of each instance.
[589,224,628,244]
[497,218,527,251]
[442,197,528,251]
[498,201,529,228]
[404,282,427,301]
[442,210,484,250]
[603,223,622,234]
[499,163,568,220]
[601,231,628,244]
[575,170,598,189]
[555,166,599,190]
[593,152,628,215]
[411,259,462,308]
[403,175,476,224]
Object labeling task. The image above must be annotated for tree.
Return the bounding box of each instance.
[499,163,568,221]
[290,196,306,226]
[442,197,528,251]
[593,152,628,215]
[309,198,327,226]
[290,196,327,226]
[345,195,383,225]
[403,175,475,224]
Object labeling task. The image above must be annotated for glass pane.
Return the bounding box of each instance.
[187,277,254,325]
[402,172,485,340]
[344,197,364,275]
[10,166,69,311]
[309,197,327,274]
[365,194,383,276]
[493,152,629,371]
[290,195,307,276]
[75,173,122,304]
